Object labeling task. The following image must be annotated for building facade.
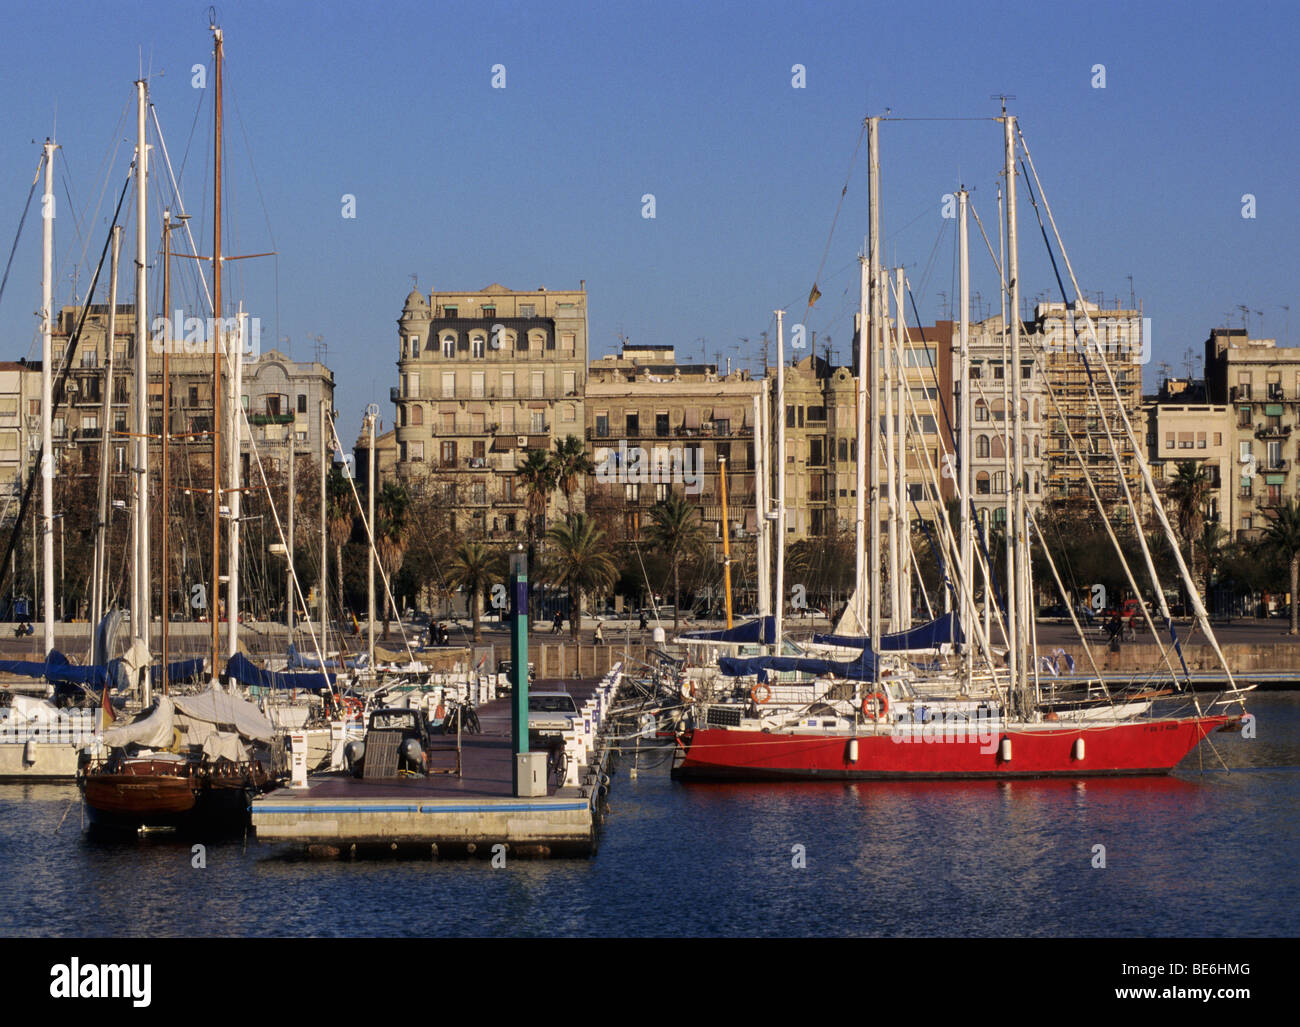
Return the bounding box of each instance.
[392,283,589,536]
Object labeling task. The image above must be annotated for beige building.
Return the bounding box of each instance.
[393,283,589,536]
[239,349,336,475]
[1205,328,1300,539]
[0,359,41,501]
[961,315,1049,527]
[585,344,762,546]
[1145,393,1231,532]
[1036,300,1145,519]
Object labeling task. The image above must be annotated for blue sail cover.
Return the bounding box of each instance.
[286,643,366,670]
[681,617,777,645]
[0,651,203,691]
[718,648,877,683]
[813,611,962,651]
[225,652,334,692]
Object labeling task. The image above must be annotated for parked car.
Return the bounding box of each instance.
[343,707,434,778]
[527,691,579,743]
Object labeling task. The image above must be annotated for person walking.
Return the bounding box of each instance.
[594,620,605,645]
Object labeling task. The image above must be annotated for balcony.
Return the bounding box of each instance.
[1255,423,1292,440]
[248,411,295,426]
[1262,459,1290,474]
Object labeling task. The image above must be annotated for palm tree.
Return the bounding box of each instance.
[1166,461,1212,569]
[1262,499,1300,634]
[518,448,558,548]
[325,466,353,633]
[552,434,594,517]
[542,514,616,639]
[646,493,707,630]
[374,480,409,639]
[449,540,500,642]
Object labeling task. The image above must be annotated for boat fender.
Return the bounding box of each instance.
[1072,738,1085,761]
[861,691,888,721]
[750,683,771,705]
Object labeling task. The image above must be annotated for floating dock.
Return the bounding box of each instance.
[251,668,622,858]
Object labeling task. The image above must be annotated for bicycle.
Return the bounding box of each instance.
[546,738,569,788]
[441,698,482,735]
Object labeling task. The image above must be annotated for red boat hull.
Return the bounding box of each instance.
[672,716,1229,780]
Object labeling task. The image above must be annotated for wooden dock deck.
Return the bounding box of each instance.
[251,676,617,858]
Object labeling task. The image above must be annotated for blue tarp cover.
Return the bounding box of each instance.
[225,652,334,692]
[718,648,878,682]
[681,617,777,645]
[814,611,962,651]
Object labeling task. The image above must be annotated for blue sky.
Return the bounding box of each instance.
[1,0,1297,440]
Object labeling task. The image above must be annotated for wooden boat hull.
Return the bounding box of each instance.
[671,715,1230,780]
[80,759,270,834]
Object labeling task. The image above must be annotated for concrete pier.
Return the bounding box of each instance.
[251,667,623,858]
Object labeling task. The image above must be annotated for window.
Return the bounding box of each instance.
[410,405,423,426]
[502,476,515,502]
[560,333,574,353]
[408,440,424,462]
[442,335,456,358]
[808,406,827,422]
[993,364,1005,380]
[595,413,609,438]
[441,372,455,399]
[472,482,487,504]
[520,304,535,318]
[655,482,669,502]
[441,441,457,467]
[976,471,990,495]
[443,306,458,319]
[501,372,514,398]
[1213,432,1222,446]
[407,335,419,358]
[297,393,307,414]
[970,364,983,380]
[561,403,575,422]
[976,435,990,459]
[1242,515,1252,531]
[563,371,577,395]
[975,401,988,422]
[0,430,15,451]
[1240,440,1252,462]
[481,306,496,320]
[1267,440,1282,468]
[1238,406,1252,427]
[626,413,639,437]
[471,371,485,398]
[625,482,640,502]
[530,411,545,432]
[655,412,670,437]
[472,334,485,358]
[1165,432,1175,450]
[531,371,544,398]
[714,418,730,435]
[405,373,421,398]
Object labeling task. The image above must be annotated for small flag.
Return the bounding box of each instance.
[808,283,822,307]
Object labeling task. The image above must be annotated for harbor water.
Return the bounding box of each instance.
[1,693,1296,938]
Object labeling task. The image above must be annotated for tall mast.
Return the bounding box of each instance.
[1004,106,1029,710]
[366,406,377,672]
[753,384,769,617]
[91,226,122,655]
[854,254,868,634]
[957,189,972,679]
[40,140,56,658]
[883,264,898,629]
[286,435,295,635]
[226,308,243,658]
[773,310,786,649]
[161,211,176,693]
[894,266,910,630]
[867,116,882,660]
[133,81,151,701]
[210,21,224,679]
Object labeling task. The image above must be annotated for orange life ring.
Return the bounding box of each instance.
[435,704,446,720]
[861,691,888,721]
[750,683,772,705]
[343,697,364,719]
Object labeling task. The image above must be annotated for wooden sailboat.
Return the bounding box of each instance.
[79,22,282,832]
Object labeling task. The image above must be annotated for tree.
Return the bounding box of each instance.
[552,434,594,517]
[374,480,409,639]
[518,448,558,549]
[1261,499,1300,634]
[1200,521,1227,611]
[448,540,500,642]
[1166,461,1212,583]
[326,466,354,632]
[646,494,707,630]
[542,514,616,639]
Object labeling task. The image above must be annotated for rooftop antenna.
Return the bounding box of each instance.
[938,290,948,319]
[1256,310,1264,338]
[308,332,326,365]
[1238,305,1250,334]
[1126,274,1135,309]
[1283,305,1290,344]
[1183,346,1195,379]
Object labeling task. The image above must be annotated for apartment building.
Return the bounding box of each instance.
[393,283,588,536]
